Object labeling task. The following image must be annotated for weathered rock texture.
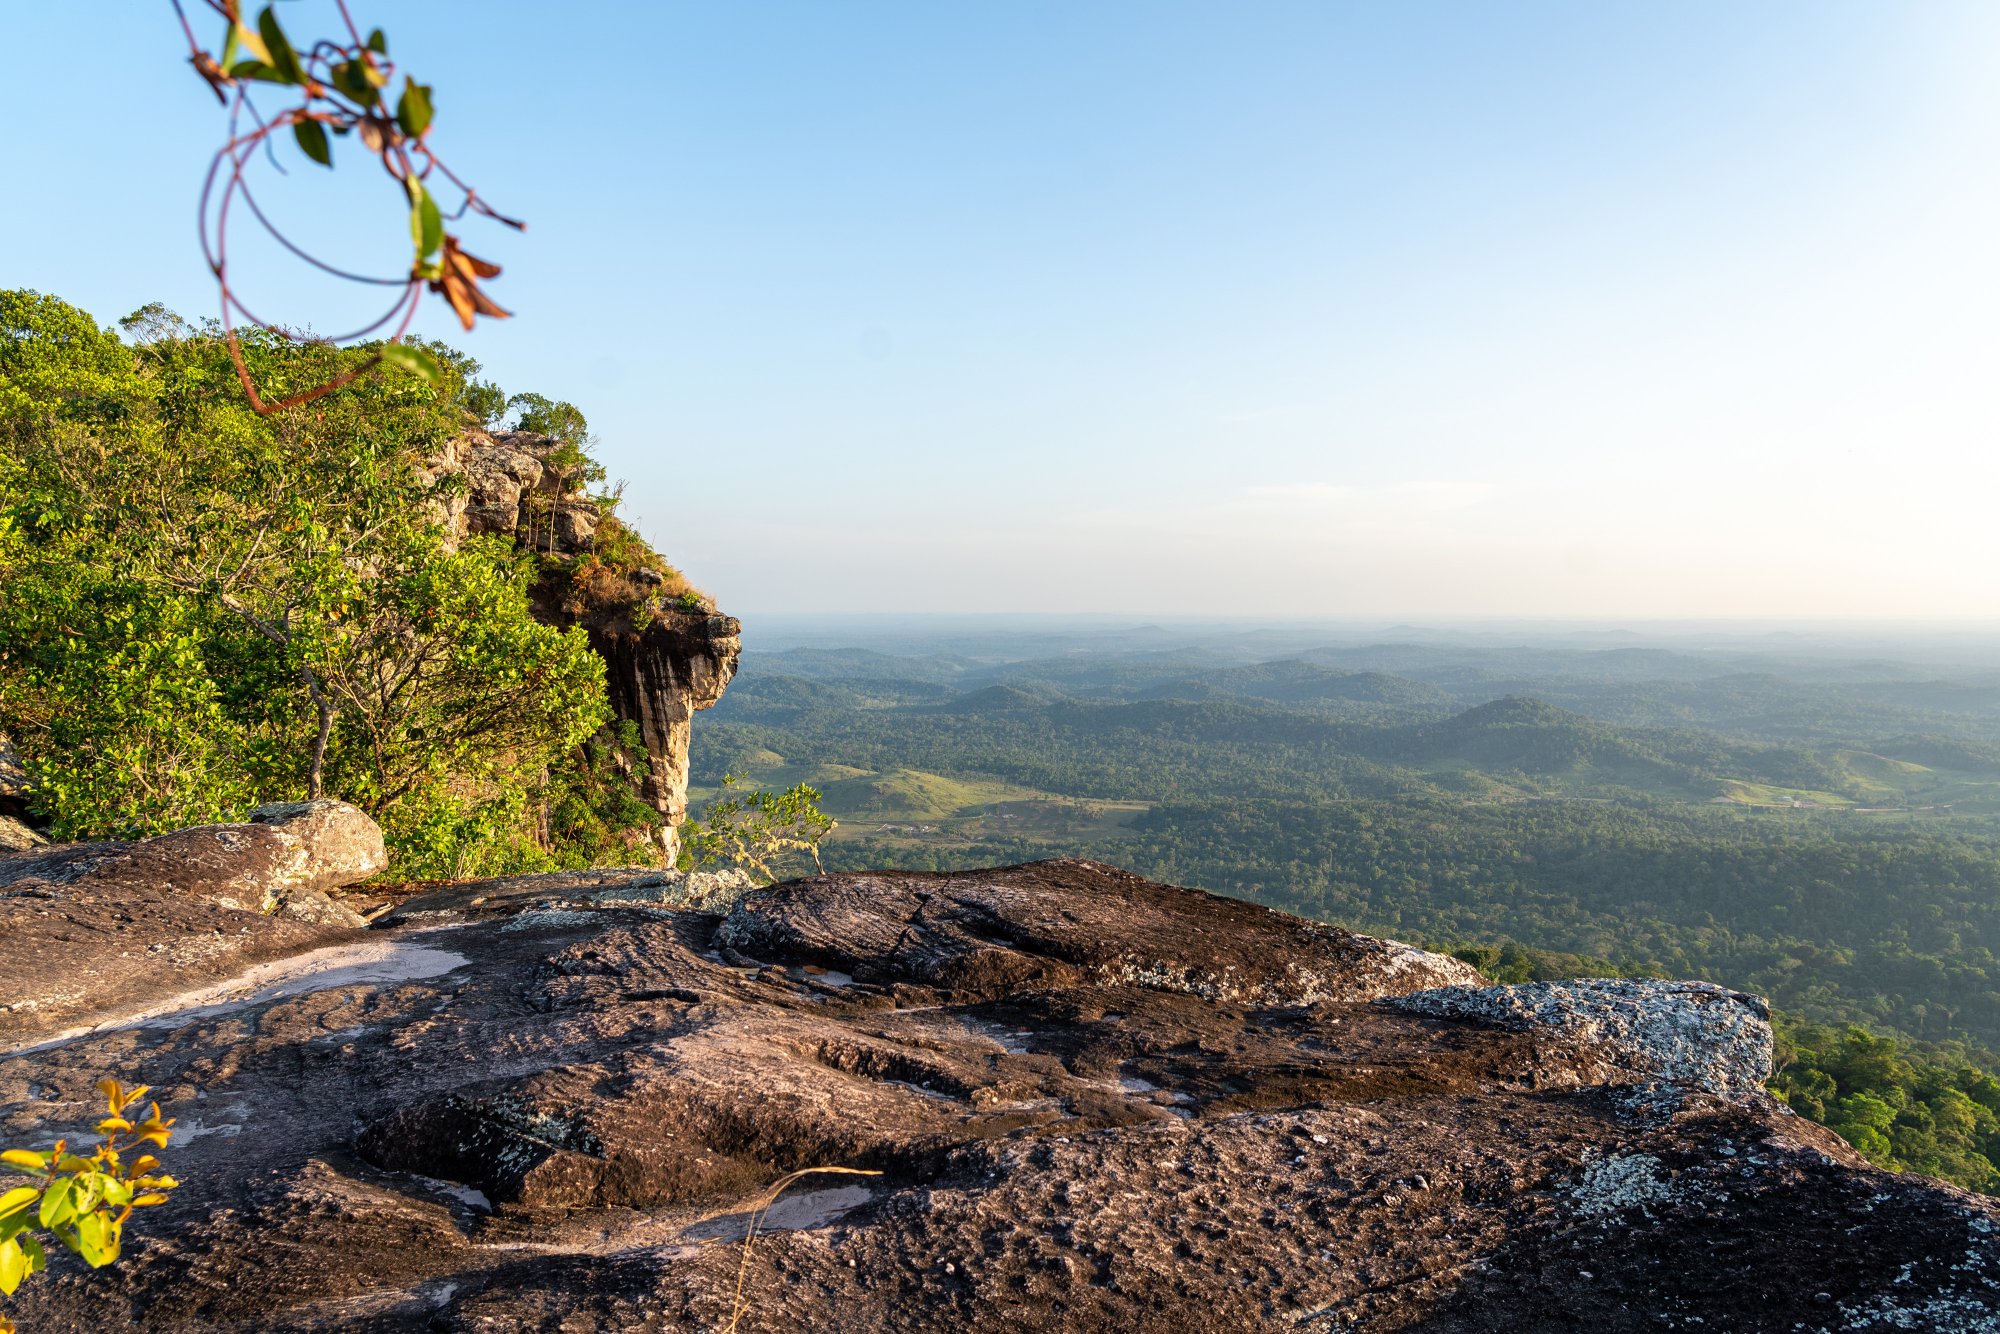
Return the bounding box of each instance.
[427,428,740,859]
[583,610,741,848]
[0,730,41,852]
[3,858,1994,1332]
[0,800,381,1038]
[1387,978,1776,1099]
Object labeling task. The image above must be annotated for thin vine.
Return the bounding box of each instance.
[171,1,523,412]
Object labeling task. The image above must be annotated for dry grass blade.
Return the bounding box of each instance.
[725,1166,882,1332]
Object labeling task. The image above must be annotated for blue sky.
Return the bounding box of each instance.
[6,2,1998,616]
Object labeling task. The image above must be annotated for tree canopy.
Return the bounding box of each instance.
[0,290,607,876]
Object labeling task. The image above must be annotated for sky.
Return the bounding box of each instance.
[5,2,2000,618]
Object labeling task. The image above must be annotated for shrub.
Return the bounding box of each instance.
[680,778,836,884]
[0,1080,182,1331]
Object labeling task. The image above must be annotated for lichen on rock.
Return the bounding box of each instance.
[1385,977,1775,1099]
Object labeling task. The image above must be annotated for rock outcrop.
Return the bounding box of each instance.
[2,857,1994,1332]
[427,428,740,859]
[0,730,41,852]
[581,609,741,854]
[0,800,382,1039]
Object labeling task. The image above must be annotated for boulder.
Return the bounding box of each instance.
[551,499,599,548]
[0,815,45,854]
[0,802,383,1038]
[2,858,1993,1332]
[245,799,388,897]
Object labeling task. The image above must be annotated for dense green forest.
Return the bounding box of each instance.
[0,290,672,876]
[690,627,2000,1191]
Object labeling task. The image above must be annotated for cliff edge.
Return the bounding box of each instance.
[429,427,741,861]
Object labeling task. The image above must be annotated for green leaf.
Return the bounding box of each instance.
[0,1237,25,1296]
[378,343,443,388]
[407,179,443,263]
[396,78,434,139]
[367,27,388,54]
[330,59,379,105]
[227,59,278,83]
[73,1210,119,1268]
[67,1172,102,1217]
[0,1187,38,1221]
[220,22,241,69]
[17,1233,44,1275]
[37,1177,75,1229]
[256,6,305,84]
[293,120,332,167]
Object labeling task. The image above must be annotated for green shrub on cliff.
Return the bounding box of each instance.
[0,290,609,872]
[680,777,836,883]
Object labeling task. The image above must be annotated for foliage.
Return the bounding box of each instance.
[679,777,836,884]
[541,720,669,868]
[1773,1022,2000,1192]
[0,1080,181,1329]
[1447,940,1643,985]
[0,290,608,870]
[173,0,523,412]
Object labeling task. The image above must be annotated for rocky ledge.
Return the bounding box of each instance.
[1,856,1996,1331]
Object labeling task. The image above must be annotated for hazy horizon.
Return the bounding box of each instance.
[8,1,1999,618]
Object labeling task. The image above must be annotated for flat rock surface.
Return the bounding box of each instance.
[1,858,1994,1332]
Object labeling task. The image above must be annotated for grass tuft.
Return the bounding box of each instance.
[726,1166,883,1331]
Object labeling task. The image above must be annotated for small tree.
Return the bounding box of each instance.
[680,778,836,884]
[0,1081,182,1332]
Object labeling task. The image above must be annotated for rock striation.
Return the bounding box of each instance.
[2,856,1995,1331]
[426,427,740,859]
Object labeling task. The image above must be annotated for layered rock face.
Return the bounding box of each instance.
[2,857,1994,1332]
[427,428,740,859]
[583,609,740,849]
